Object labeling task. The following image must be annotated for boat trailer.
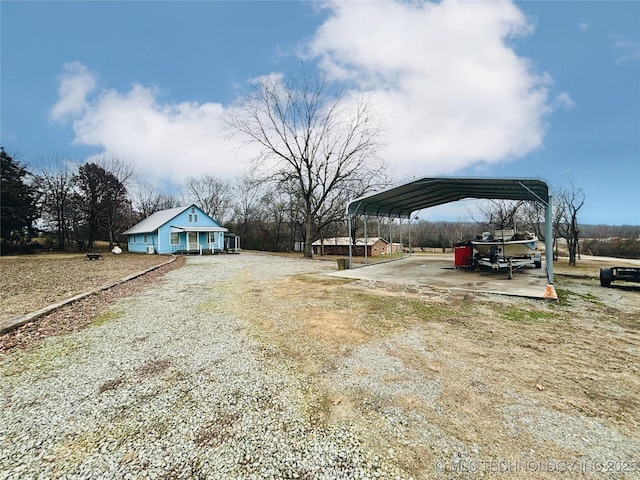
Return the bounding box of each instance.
[474,250,542,280]
[455,242,542,280]
[599,266,640,287]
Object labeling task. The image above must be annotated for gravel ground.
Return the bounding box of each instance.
[2,253,638,479]
[0,254,407,479]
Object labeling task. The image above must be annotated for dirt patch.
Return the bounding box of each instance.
[0,256,185,355]
[0,252,173,322]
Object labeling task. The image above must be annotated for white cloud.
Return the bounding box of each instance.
[554,92,575,110]
[52,1,557,187]
[613,37,640,64]
[578,22,589,32]
[50,62,97,121]
[307,0,552,175]
[53,68,250,185]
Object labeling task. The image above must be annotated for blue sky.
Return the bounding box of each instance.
[2,0,639,225]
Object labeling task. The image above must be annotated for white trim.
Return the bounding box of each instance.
[171,226,227,233]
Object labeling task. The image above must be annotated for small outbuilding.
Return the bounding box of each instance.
[123,205,228,254]
[312,237,390,256]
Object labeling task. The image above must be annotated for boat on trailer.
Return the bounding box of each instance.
[473,229,537,257]
[471,228,541,278]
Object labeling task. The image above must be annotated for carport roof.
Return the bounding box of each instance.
[347,177,549,218]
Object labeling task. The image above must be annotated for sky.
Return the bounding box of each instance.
[1,0,639,226]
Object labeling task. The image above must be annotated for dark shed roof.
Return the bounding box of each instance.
[347,177,549,218]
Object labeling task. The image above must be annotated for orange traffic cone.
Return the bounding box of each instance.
[543,284,557,300]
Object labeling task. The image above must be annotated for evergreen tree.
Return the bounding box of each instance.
[1,148,38,253]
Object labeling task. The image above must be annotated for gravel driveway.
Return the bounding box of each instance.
[1,254,406,479]
[3,253,639,480]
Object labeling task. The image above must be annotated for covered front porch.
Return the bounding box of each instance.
[170,226,227,254]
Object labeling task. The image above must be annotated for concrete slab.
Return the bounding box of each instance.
[327,254,556,300]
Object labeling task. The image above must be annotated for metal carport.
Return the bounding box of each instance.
[346,177,554,283]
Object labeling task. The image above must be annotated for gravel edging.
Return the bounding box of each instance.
[0,256,178,335]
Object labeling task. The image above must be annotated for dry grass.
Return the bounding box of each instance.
[0,252,172,322]
[230,262,640,479]
[0,255,185,354]
[553,256,640,277]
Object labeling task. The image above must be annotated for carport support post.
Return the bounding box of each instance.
[399,219,403,258]
[546,195,554,283]
[348,213,353,268]
[364,215,368,264]
[408,216,412,257]
[377,217,381,262]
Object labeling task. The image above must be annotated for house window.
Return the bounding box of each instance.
[189,214,193,222]
[208,232,215,243]
[193,214,198,222]
[170,232,179,245]
[143,234,148,243]
[191,207,195,214]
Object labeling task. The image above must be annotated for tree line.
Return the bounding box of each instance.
[3,142,637,261]
[0,148,317,254]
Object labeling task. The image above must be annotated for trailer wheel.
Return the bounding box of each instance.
[600,268,613,287]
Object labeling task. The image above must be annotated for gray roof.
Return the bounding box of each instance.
[347,177,549,219]
[123,206,191,234]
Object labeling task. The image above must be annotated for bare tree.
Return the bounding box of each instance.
[261,186,293,251]
[554,181,585,266]
[520,200,547,242]
[470,198,546,241]
[226,69,385,258]
[34,157,78,249]
[231,173,265,246]
[182,173,232,223]
[96,156,135,188]
[472,199,525,230]
[129,180,179,221]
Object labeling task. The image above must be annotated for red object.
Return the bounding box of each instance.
[454,244,473,268]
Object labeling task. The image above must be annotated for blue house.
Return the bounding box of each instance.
[123,205,229,254]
